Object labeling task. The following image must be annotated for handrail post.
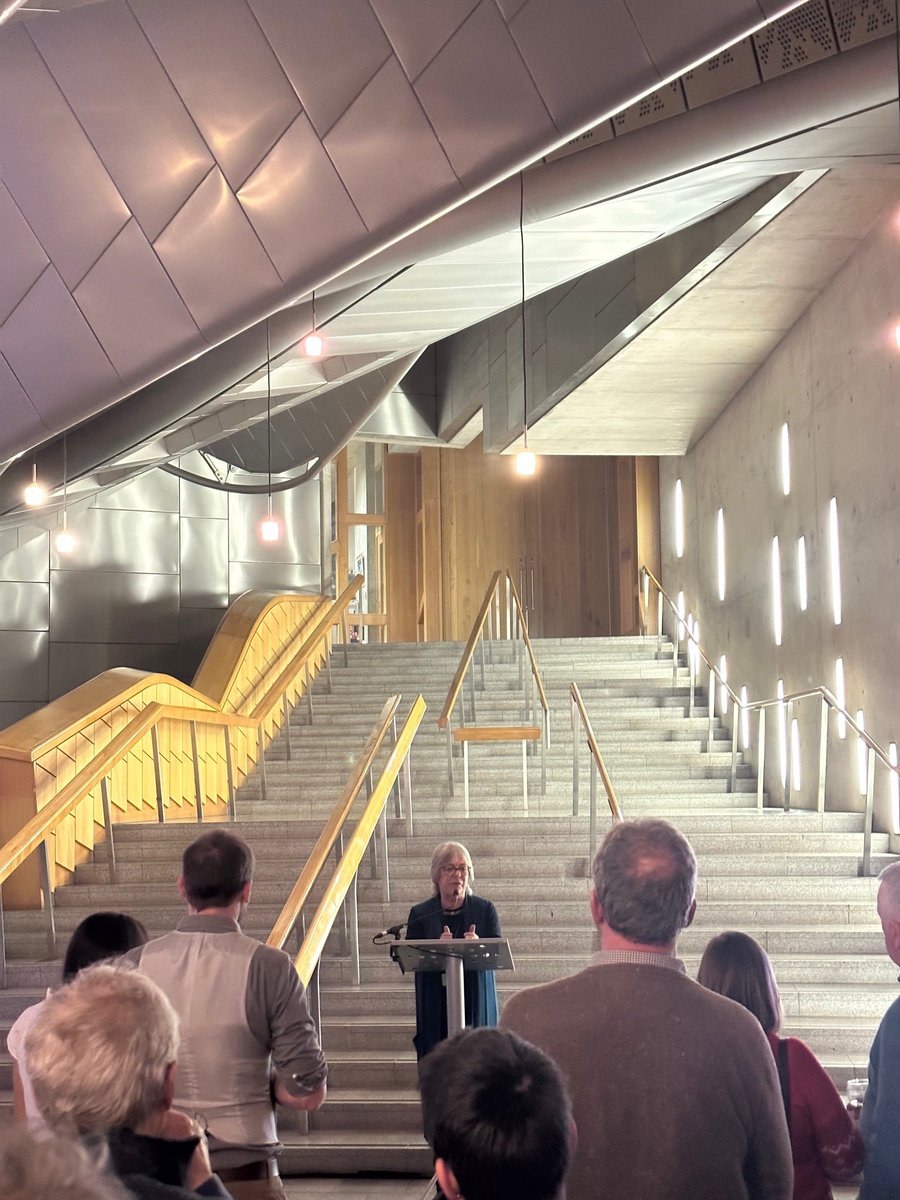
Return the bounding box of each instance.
[656,592,663,659]
[325,642,333,693]
[540,717,547,796]
[151,725,166,822]
[571,692,579,816]
[306,686,314,726]
[479,634,486,691]
[589,758,598,861]
[38,841,56,957]
[446,722,455,798]
[403,746,414,837]
[100,777,117,884]
[521,739,529,814]
[391,713,402,818]
[730,712,738,794]
[257,726,269,803]
[335,831,348,956]
[783,699,793,812]
[224,728,236,821]
[190,721,203,822]
[347,874,360,986]
[463,741,470,818]
[757,708,766,811]
[688,647,695,718]
[378,803,390,903]
[283,695,294,761]
[707,667,716,753]
[341,613,349,667]
[468,662,477,723]
[862,748,876,876]
[816,695,828,814]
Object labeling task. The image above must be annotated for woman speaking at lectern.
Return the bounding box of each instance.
[406,841,501,1061]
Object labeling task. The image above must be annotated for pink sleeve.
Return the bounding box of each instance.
[789,1038,864,1181]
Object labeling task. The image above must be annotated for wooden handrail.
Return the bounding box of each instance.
[437,571,502,729]
[507,574,549,716]
[570,683,621,821]
[294,695,427,986]
[267,695,402,952]
[0,582,363,896]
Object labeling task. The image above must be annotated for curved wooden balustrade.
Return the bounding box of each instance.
[0,578,362,908]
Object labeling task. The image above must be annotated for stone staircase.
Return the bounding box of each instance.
[0,635,893,1181]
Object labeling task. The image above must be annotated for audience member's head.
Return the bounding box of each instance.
[419,1027,572,1200]
[430,841,475,896]
[62,912,149,983]
[877,860,900,965]
[26,962,178,1137]
[591,818,697,946]
[0,1127,128,1200]
[697,931,782,1033]
[180,830,254,911]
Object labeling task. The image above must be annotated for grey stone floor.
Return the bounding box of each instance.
[283,1177,431,1199]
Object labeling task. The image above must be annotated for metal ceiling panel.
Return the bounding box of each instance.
[28,1,215,242]
[370,0,480,82]
[248,0,392,138]
[753,0,838,79]
[324,57,463,233]
[414,1,557,186]
[0,185,48,326]
[682,39,761,108]
[0,268,119,429]
[129,0,301,191]
[508,0,655,129]
[0,26,129,291]
[831,0,896,49]
[612,81,688,136]
[152,169,282,338]
[238,113,368,280]
[0,355,48,453]
[74,219,204,385]
[496,0,528,17]
[623,0,767,80]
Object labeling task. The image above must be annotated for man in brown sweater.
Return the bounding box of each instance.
[501,818,792,1200]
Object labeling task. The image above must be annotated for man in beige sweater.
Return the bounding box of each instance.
[501,818,792,1200]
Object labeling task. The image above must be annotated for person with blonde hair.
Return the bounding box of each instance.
[0,1127,130,1200]
[405,841,501,1059]
[699,931,863,1200]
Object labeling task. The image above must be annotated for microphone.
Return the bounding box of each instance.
[373,921,406,943]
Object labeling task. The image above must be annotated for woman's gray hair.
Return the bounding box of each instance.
[25,961,179,1136]
[592,818,697,945]
[0,1127,129,1200]
[431,841,475,895]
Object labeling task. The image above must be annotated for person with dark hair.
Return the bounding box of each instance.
[698,931,863,1200]
[9,910,148,1131]
[406,841,502,1061]
[419,1028,571,1200]
[501,818,792,1200]
[128,830,326,1200]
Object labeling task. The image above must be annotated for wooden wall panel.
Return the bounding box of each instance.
[635,456,661,581]
[385,452,418,643]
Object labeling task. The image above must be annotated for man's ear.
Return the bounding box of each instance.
[684,898,697,929]
[589,887,604,931]
[435,1159,461,1200]
[177,876,187,902]
[887,917,900,965]
[242,880,252,904]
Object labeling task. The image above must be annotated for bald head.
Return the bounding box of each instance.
[877,862,900,965]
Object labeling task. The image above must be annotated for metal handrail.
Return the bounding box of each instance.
[570,683,621,860]
[640,565,900,874]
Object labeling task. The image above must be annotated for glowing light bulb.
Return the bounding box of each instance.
[55,526,77,555]
[515,449,536,476]
[303,331,324,357]
[259,515,281,543]
[24,480,46,506]
[894,323,900,351]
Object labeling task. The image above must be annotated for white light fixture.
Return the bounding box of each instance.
[674,479,684,558]
[890,742,899,834]
[514,172,537,480]
[835,657,846,739]
[829,496,841,626]
[54,433,76,556]
[303,289,324,357]
[716,507,726,601]
[23,462,46,507]
[797,535,808,612]
[856,709,867,795]
[791,717,801,789]
[258,319,282,544]
[719,655,728,715]
[771,536,782,646]
[780,423,791,496]
[740,685,750,750]
[777,679,786,787]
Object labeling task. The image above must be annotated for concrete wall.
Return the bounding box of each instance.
[659,210,900,834]
[0,468,321,729]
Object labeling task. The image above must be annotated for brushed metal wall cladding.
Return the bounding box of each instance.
[180,606,227,678]
[0,701,43,730]
[93,469,179,514]
[0,532,49,585]
[753,0,838,79]
[179,475,229,520]
[681,39,761,108]
[0,630,48,701]
[180,517,229,609]
[831,0,897,49]
[0,581,49,631]
[49,641,181,700]
[51,570,180,645]
[229,561,321,600]
[228,483,320,567]
[49,509,179,575]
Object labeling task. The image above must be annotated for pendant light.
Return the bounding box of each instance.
[23,460,46,506]
[258,319,281,543]
[515,172,537,477]
[55,433,77,555]
[303,289,324,358]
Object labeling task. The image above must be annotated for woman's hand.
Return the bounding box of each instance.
[440,926,453,940]
[463,925,477,939]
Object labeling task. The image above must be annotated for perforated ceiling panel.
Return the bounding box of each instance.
[830,0,896,49]
[753,0,838,78]
[681,39,761,107]
[612,80,687,136]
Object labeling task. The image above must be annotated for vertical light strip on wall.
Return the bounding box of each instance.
[777,679,786,787]
[890,743,899,834]
[780,423,791,496]
[771,536,782,646]
[675,479,684,558]
[719,655,728,715]
[797,536,808,612]
[856,709,867,794]
[835,657,846,739]
[740,685,750,749]
[716,508,726,601]
[829,497,842,626]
